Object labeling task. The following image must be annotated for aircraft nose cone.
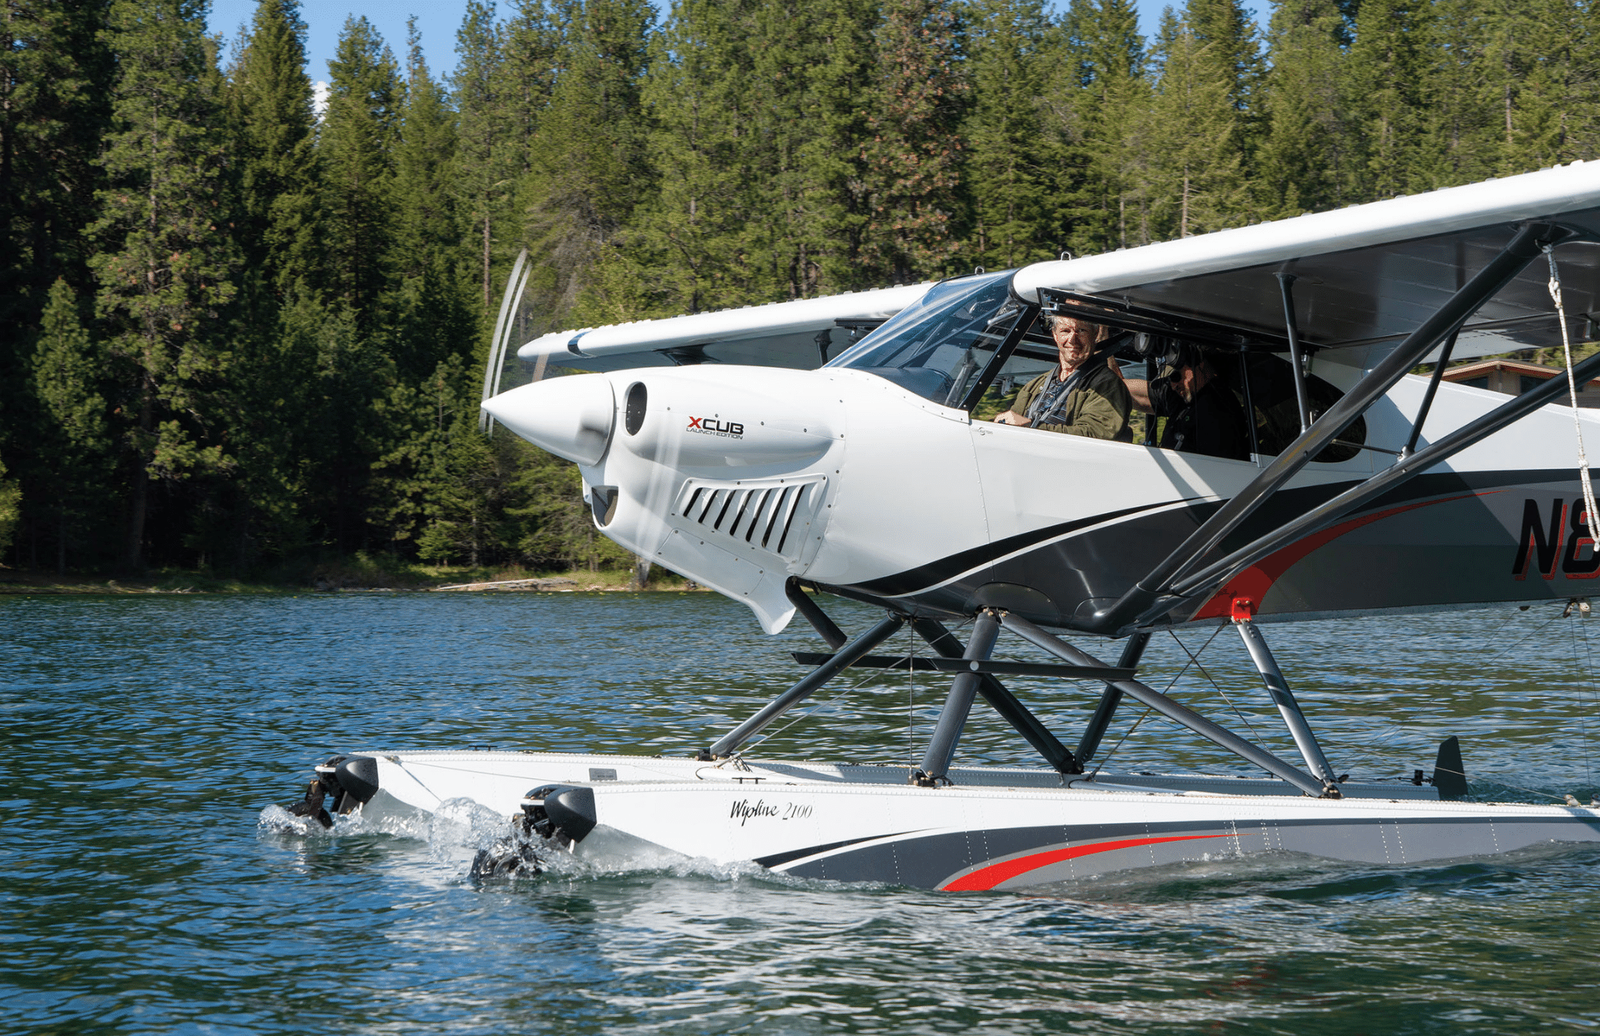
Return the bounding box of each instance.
[482,374,616,466]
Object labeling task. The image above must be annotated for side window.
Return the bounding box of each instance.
[1124,345,1365,462]
[970,319,1057,421]
[1240,354,1366,462]
[1133,340,1252,460]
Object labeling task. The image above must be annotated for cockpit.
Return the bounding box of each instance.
[825,269,1366,462]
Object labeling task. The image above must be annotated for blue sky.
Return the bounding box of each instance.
[207,0,1267,87]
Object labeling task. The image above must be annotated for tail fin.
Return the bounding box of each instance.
[1432,736,1468,800]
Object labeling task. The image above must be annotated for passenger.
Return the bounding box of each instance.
[993,313,1132,441]
[1119,345,1251,461]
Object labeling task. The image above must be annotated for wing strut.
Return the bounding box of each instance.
[1275,272,1313,433]
[1402,330,1461,457]
[1083,221,1573,635]
[1172,345,1600,602]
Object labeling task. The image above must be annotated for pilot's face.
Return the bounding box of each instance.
[1051,317,1098,373]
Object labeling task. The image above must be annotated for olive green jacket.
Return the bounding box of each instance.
[1013,361,1132,441]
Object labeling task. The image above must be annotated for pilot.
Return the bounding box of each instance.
[993,312,1132,441]
[1118,344,1251,460]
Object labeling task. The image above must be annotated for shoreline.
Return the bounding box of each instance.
[0,570,704,595]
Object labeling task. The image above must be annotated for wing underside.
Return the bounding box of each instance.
[1016,163,1600,367]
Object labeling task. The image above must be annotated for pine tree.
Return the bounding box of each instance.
[369,21,483,558]
[391,18,470,383]
[631,0,768,314]
[320,15,402,329]
[1143,8,1246,238]
[0,0,112,565]
[796,0,879,293]
[498,0,564,171]
[0,0,110,326]
[214,0,323,570]
[1186,0,1265,135]
[88,0,239,569]
[224,0,318,299]
[963,0,1064,269]
[278,292,394,554]
[1343,0,1431,198]
[1477,0,1592,176]
[1257,0,1352,218]
[859,0,968,283]
[494,0,566,318]
[0,453,18,561]
[454,0,506,312]
[523,0,654,327]
[1060,0,1151,253]
[31,279,114,570]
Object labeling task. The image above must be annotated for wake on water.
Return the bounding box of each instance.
[257,797,775,887]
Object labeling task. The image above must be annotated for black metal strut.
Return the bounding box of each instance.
[912,610,1001,785]
[786,578,847,649]
[1075,630,1151,766]
[772,589,1106,777]
[1402,329,1462,458]
[1275,272,1313,433]
[707,612,905,758]
[1235,618,1339,785]
[911,617,1084,776]
[998,611,1337,797]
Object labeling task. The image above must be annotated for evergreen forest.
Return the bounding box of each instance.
[5,0,1599,581]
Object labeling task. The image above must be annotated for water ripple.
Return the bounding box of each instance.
[3,594,1600,1034]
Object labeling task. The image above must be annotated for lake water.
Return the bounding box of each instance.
[4,591,1600,1034]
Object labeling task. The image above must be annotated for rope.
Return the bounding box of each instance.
[1545,245,1600,542]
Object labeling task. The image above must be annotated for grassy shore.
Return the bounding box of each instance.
[0,556,702,594]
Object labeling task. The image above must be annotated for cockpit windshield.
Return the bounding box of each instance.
[826,270,1026,408]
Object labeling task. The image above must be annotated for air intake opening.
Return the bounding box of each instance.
[590,485,618,526]
[625,382,647,436]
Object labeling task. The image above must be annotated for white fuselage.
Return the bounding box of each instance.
[485,362,1599,634]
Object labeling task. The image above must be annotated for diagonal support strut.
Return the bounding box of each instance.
[1083,221,1571,635]
[911,617,1084,776]
[708,612,905,758]
[998,612,1338,797]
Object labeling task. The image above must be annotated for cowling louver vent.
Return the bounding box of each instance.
[674,475,827,563]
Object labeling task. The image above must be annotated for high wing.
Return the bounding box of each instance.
[516,282,934,373]
[1015,161,1600,367]
[510,163,1600,379]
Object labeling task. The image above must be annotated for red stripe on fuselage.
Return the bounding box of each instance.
[940,833,1234,891]
[1191,492,1490,621]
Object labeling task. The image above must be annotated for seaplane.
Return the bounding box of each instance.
[288,163,1600,891]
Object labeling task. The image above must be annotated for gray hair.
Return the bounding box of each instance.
[1045,311,1109,342]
